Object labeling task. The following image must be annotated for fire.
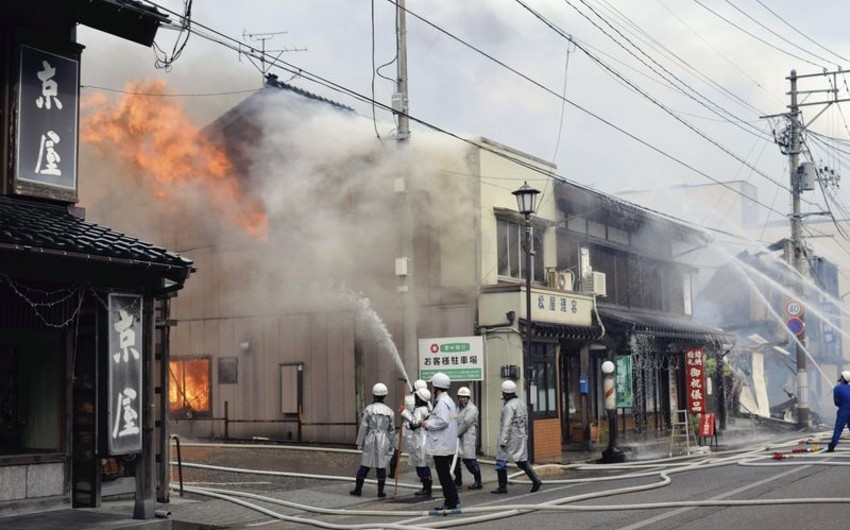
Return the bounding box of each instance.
[81,79,267,236]
[169,359,210,414]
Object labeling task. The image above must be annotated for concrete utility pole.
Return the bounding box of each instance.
[787,69,809,429]
[771,67,850,429]
[394,0,416,383]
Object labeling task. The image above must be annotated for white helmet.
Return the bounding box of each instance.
[457,386,471,397]
[431,372,451,389]
[842,370,850,382]
[501,380,517,394]
[372,383,388,396]
[404,394,416,412]
[415,388,431,402]
[413,379,428,391]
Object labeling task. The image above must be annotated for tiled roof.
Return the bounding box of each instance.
[0,196,193,275]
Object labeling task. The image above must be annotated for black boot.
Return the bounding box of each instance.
[827,443,836,453]
[349,477,364,496]
[377,479,386,498]
[491,469,508,494]
[415,478,432,497]
[468,470,482,490]
[518,461,542,492]
[454,466,463,486]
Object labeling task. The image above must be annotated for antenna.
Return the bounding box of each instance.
[239,30,307,83]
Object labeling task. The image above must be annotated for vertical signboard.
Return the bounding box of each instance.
[418,336,484,381]
[107,293,143,455]
[685,348,705,414]
[15,45,79,200]
[614,355,633,408]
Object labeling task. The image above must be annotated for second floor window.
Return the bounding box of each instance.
[497,218,544,282]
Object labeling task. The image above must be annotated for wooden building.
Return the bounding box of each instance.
[1,0,194,520]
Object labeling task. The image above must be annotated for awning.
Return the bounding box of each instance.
[520,319,603,341]
[597,306,734,345]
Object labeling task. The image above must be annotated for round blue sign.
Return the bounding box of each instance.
[786,317,804,336]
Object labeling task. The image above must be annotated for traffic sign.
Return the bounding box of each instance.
[786,317,805,336]
[784,300,803,318]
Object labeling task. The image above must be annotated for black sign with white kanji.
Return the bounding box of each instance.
[16,45,79,192]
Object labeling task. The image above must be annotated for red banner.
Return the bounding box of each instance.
[685,348,705,414]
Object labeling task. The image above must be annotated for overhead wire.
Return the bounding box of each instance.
[656,0,780,106]
[515,0,792,195]
[691,0,825,70]
[592,0,767,116]
[751,0,850,65]
[721,0,839,68]
[567,0,771,141]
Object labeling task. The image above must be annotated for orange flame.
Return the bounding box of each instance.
[81,80,267,236]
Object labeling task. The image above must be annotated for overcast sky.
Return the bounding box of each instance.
[76,0,850,239]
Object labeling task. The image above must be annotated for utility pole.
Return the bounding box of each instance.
[394,0,416,385]
[764,68,850,429]
[787,69,809,429]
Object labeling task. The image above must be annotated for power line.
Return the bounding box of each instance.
[569,0,770,141]
[691,0,824,69]
[515,0,791,194]
[81,85,260,97]
[751,0,850,64]
[721,0,838,67]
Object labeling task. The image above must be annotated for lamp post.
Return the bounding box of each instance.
[601,360,625,463]
[513,181,540,463]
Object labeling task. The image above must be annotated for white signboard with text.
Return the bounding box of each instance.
[418,336,483,382]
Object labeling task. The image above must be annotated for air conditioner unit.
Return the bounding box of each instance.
[583,271,607,297]
[547,269,574,291]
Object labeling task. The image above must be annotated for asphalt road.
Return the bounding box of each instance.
[166,438,850,530]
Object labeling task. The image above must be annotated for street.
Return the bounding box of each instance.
[164,436,850,530]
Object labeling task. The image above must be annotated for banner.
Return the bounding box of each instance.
[615,355,633,408]
[685,348,706,414]
[107,293,143,455]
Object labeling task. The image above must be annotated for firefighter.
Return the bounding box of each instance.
[401,387,434,496]
[350,382,396,498]
[491,379,542,494]
[454,386,482,489]
[827,370,850,452]
[421,372,460,510]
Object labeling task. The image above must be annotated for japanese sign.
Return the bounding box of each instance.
[107,293,143,455]
[15,45,79,196]
[685,348,705,414]
[614,355,633,408]
[418,336,483,381]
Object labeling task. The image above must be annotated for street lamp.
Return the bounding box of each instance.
[601,360,625,463]
[513,181,540,463]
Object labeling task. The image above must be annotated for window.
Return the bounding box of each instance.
[169,357,211,417]
[218,357,238,384]
[531,342,557,418]
[587,220,606,239]
[497,218,545,282]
